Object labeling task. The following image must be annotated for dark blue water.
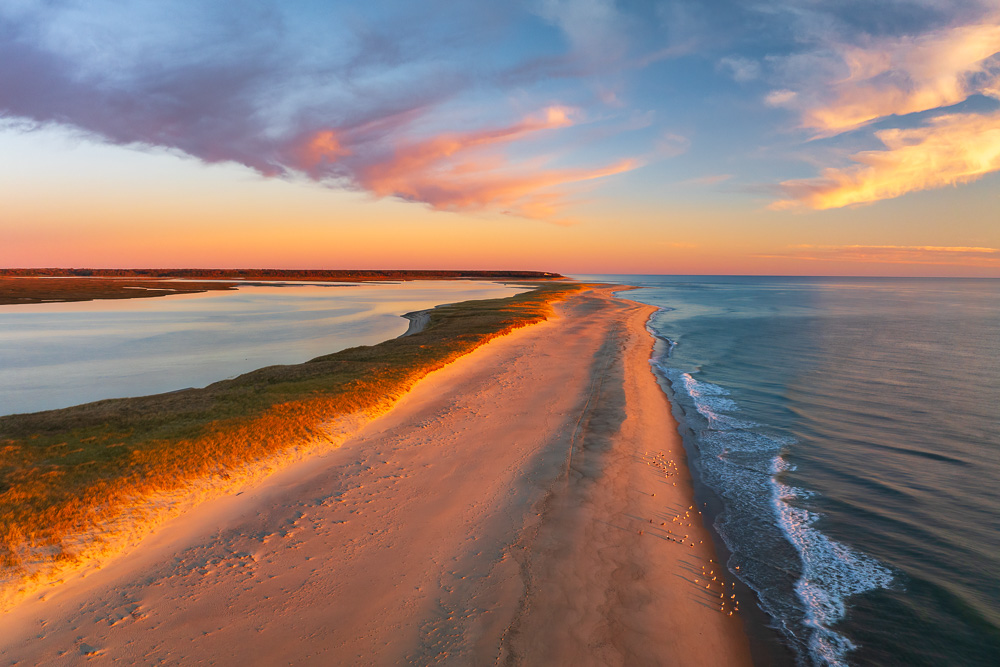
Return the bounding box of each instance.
[576,276,1000,667]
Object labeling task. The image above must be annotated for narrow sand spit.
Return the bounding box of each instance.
[400,308,432,337]
[0,287,752,665]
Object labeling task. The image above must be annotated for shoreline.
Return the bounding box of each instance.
[641,311,798,667]
[0,271,564,305]
[0,286,753,664]
[399,308,432,337]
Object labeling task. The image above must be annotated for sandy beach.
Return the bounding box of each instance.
[0,286,752,665]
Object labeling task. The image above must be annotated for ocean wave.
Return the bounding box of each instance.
[771,456,894,666]
[702,429,790,457]
[660,368,756,430]
[661,363,894,666]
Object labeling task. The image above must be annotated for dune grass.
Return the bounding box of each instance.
[0,281,585,574]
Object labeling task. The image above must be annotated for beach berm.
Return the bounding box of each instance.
[0,285,751,665]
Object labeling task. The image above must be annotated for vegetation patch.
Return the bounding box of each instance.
[0,276,241,305]
[0,282,585,579]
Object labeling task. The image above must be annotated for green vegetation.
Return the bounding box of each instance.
[0,282,584,573]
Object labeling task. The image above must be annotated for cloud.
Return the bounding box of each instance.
[301,106,642,220]
[655,132,691,158]
[510,0,686,93]
[767,18,1000,134]
[0,1,643,221]
[771,109,1000,209]
[756,244,1000,267]
[761,5,1000,208]
[765,89,798,107]
[533,0,629,68]
[297,130,352,175]
[718,56,761,82]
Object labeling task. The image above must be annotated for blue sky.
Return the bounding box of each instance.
[1,0,998,274]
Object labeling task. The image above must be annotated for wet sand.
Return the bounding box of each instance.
[0,287,751,665]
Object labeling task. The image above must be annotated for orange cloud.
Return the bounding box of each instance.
[771,22,1000,135]
[756,245,1000,267]
[282,106,640,221]
[358,106,574,194]
[296,129,352,174]
[772,110,1000,210]
[372,155,639,222]
[349,106,639,220]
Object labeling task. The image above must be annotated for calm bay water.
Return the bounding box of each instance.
[578,276,1000,667]
[0,280,526,416]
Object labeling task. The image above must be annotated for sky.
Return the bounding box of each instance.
[1,0,998,276]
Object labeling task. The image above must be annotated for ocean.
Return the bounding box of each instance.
[577,276,1000,667]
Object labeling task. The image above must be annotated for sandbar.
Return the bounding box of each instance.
[0,286,752,665]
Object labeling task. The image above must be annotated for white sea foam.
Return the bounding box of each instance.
[662,368,755,429]
[702,429,788,455]
[660,362,894,666]
[771,456,894,666]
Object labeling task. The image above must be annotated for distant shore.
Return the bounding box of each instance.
[0,285,752,664]
[0,269,564,305]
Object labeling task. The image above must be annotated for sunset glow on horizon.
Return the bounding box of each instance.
[2,1,998,276]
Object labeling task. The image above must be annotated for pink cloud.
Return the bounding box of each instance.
[288,106,641,221]
[296,130,352,175]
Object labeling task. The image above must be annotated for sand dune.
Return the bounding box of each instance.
[0,287,751,665]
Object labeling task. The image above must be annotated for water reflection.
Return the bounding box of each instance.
[0,280,527,416]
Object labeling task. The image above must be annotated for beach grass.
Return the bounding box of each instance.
[0,281,584,574]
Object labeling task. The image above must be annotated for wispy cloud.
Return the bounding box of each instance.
[296,107,642,221]
[533,0,629,69]
[771,109,1000,209]
[718,56,761,83]
[656,132,691,158]
[756,244,1000,267]
[763,5,1000,209]
[768,21,1000,134]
